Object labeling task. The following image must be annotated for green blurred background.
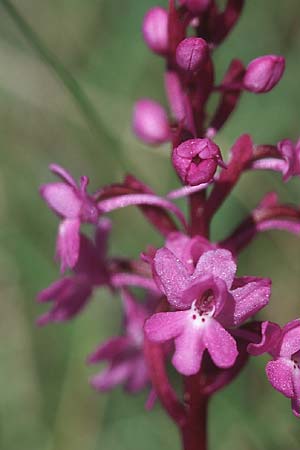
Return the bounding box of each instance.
[1,0,300,449]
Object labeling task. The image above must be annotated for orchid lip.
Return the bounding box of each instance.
[191,290,216,321]
[292,351,300,369]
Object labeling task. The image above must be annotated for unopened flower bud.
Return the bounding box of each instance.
[243,55,285,93]
[176,37,209,72]
[179,0,211,13]
[142,7,168,55]
[133,99,170,145]
[172,138,224,185]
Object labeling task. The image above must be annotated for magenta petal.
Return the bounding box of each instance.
[40,182,81,218]
[74,234,105,282]
[37,278,70,303]
[248,321,281,356]
[204,319,238,368]
[36,280,92,325]
[121,289,147,341]
[172,325,205,375]
[125,357,149,393]
[165,232,190,260]
[56,218,80,272]
[230,277,271,326]
[153,248,190,308]
[291,370,300,417]
[49,163,77,188]
[187,159,217,185]
[87,337,130,364]
[144,311,187,342]
[280,325,300,358]
[90,362,132,392]
[266,359,294,398]
[193,249,236,289]
[165,232,195,273]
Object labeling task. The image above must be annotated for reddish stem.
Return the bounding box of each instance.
[144,337,186,426]
[189,190,209,238]
[181,376,209,450]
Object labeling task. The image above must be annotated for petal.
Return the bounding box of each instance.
[230,277,271,326]
[247,321,282,356]
[36,279,92,325]
[74,234,101,280]
[121,289,147,341]
[172,325,205,375]
[153,248,190,308]
[125,356,149,393]
[266,358,294,398]
[187,159,217,185]
[56,219,80,272]
[37,277,71,302]
[204,319,238,368]
[90,362,132,391]
[280,323,300,358]
[40,182,81,218]
[193,249,236,289]
[182,276,228,317]
[49,163,77,188]
[291,369,300,417]
[165,232,196,274]
[165,232,191,261]
[144,311,187,342]
[87,337,131,364]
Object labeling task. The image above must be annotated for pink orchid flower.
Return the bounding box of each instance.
[40,164,99,272]
[145,240,271,375]
[37,219,110,325]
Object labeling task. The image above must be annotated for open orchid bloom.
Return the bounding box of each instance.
[88,289,151,393]
[145,235,271,375]
[40,164,99,272]
[36,219,111,325]
[249,320,300,417]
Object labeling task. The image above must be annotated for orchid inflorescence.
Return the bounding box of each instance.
[37,1,300,448]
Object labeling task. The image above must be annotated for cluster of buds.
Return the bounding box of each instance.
[37,1,300,449]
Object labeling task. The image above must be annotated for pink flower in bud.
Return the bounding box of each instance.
[176,37,209,72]
[145,243,271,375]
[243,55,285,93]
[40,164,99,272]
[172,138,224,185]
[142,7,168,55]
[133,98,170,145]
[249,320,300,418]
[179,0,211,14]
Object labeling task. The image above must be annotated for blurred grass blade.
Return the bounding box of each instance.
[0,0,129,169]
